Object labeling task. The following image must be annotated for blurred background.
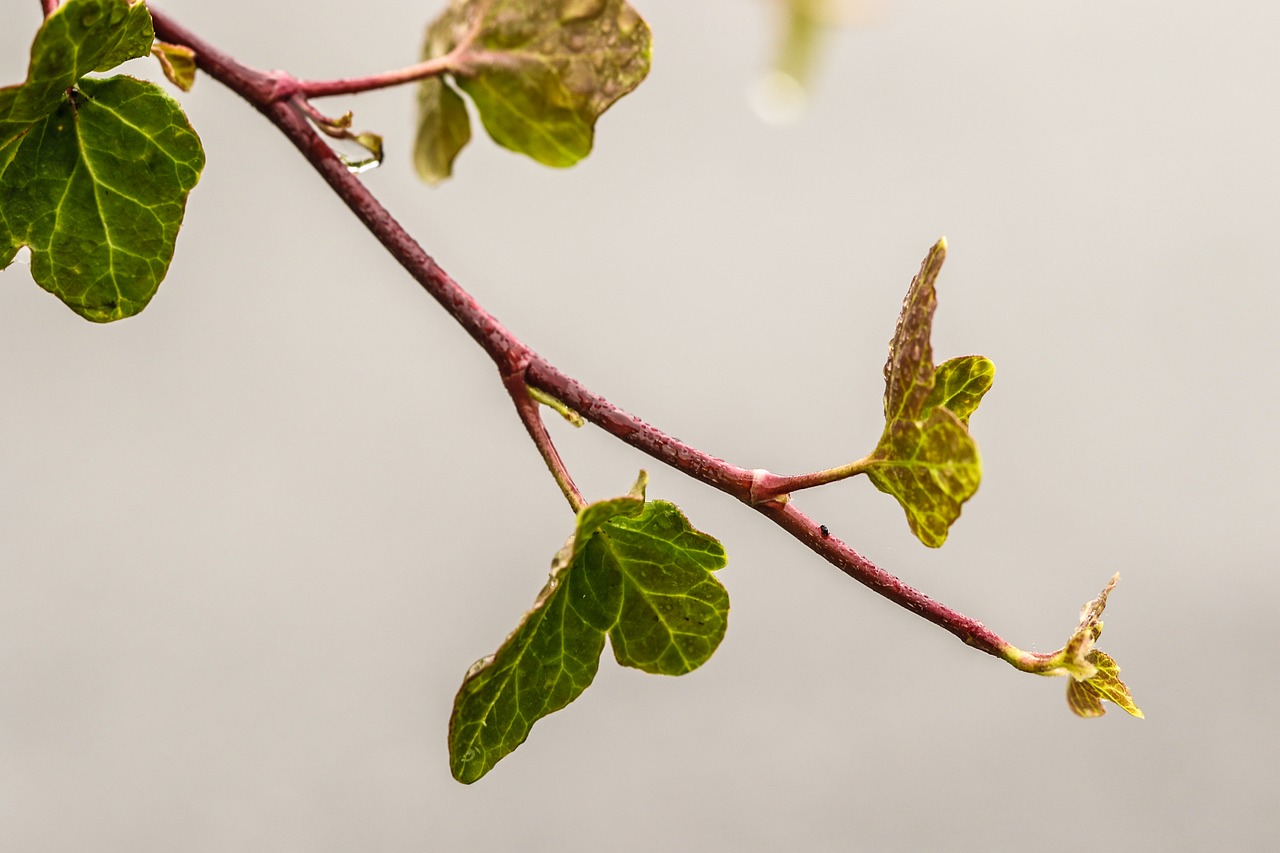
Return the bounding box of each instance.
[3,0,1278,849]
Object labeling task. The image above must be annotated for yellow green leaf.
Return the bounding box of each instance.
[862,239,993,547]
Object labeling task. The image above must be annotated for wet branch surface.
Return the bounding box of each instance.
[148,4,1014,661]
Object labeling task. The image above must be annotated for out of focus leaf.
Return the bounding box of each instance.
[151,40,196,91]
[414,0,651,183]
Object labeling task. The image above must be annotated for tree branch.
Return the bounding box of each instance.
[147,5,1017,663]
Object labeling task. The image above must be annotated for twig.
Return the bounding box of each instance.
[503,363,586,512]
[147,4,1017,663]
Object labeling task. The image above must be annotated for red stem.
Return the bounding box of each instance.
[147,5,1013,661]
[41,0,58,18]
[503,365,587,513]
[292,55,456,99]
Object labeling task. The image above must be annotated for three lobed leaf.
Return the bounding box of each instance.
[863,239,995,547]
[449,472,728,783]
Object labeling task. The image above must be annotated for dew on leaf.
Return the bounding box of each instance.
[344,158,380,174]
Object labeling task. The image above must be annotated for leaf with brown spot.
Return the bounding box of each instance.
[414,0,651,183]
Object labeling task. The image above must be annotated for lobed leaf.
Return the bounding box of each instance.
[448,473,728,783]
[866,407,981,548]
[414,0,651,183]
[924,355,995,427]
[606,501,730,675]
[862,239,994,546]
[1066,650,1144,719]
[0,0,204,321]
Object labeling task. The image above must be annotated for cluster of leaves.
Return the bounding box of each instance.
[0,0,203,321]
[1003,575,1143,718]
[1060,575,1144,718]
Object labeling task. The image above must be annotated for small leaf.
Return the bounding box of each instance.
[1066,651,1144,718]
[1061,575,1142,719]
[861,239,993,546]
[1063,572,1117,673]
[413,76,471,184]
[448,472,728,783]
[924,355,995,427]
[151,41,197,91]
[1009,574,1143,719]
[414,0,651,182]
[0,0,205,321]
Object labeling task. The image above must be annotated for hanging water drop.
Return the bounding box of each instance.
[342,154,381,175]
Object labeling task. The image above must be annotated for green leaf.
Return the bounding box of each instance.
[0,0,204,321]
[413,77,472,185]
[1002,574,1143,719]
[605,501,730,674]
[772,0,832,89]
[1041,574,1143,719]
[862,239,994,547]
[0,0,153,147]
[449,472,728,783]
[866,407,981,548]
[1066,650,1144,719]
[924,355,995,427]
[414,0,651,183]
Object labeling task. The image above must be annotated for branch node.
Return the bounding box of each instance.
[265,70,301,102]
[748,468,789,506]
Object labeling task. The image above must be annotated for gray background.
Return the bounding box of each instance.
[3,0,1278,849]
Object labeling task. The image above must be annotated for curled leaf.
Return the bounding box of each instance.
[413,76,471,184]
[151,41,197,91]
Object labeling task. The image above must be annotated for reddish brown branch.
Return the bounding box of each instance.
[502,363,587,513]
[147,5,1012,661]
